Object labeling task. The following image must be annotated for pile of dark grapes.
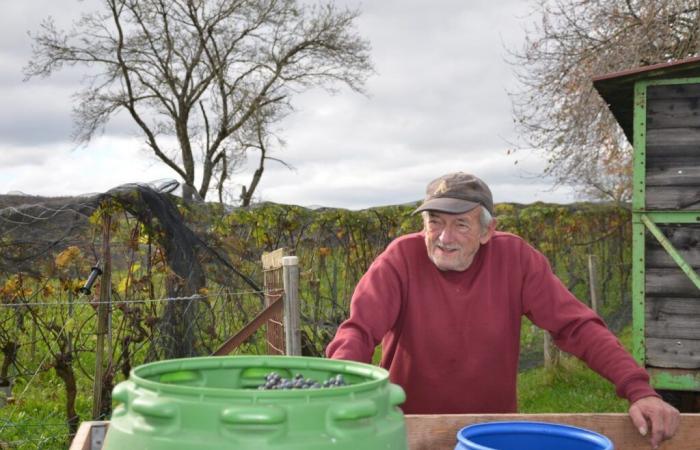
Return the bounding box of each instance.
[258,372,347,390]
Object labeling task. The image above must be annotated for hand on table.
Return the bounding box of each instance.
[628,396,680,449]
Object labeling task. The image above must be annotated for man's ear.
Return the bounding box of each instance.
[479,218,496,245]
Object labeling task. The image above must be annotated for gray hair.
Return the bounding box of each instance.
[479,207,494,230]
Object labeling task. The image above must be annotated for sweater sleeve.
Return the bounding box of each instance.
[325,247,403,363]
[519,242,659,404]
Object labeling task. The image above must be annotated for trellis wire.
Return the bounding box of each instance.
[0,290,267,308]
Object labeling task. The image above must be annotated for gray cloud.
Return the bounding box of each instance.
[0,0,574,208]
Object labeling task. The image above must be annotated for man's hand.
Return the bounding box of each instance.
[628,396,680,448]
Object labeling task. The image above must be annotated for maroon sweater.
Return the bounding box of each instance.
[326,231,657,414]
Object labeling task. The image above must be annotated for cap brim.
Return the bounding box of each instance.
[413,198,480,215]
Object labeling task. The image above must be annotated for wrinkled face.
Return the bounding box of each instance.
[423,208,494,271]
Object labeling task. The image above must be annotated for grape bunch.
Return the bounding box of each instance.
[258,372,347,390]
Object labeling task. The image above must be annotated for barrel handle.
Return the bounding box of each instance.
[132,398,177,420]
[220,405,287,425]
[111,381,131,405]
[388,383,406,407]
[330,399,378,421]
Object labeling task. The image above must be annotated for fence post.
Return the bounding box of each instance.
[262,248,287,354]
[92,213,111,419]
[587,254,599,313]
[543,332,560,369]
[282,256,301,356]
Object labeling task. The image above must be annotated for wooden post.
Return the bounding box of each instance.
[543,332,560,369]
[587,254,599,313]
[262,249,287,354]
[282,256,301,356]
[92,214,111,420]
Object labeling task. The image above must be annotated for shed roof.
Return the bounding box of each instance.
[592,56,700,144]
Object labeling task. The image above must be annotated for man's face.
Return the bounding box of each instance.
[423,208,494,271]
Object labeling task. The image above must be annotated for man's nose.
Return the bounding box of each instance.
[439,227,455,244]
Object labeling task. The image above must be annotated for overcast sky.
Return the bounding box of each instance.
[0,0,578,209]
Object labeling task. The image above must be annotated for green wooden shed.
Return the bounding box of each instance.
[594,56,700,408]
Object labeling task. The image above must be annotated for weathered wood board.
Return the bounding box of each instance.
[643,82,700,376]
[644,223,700,368]
[646,336,700,368]
[72,414,700,450]
[645,84,700,211]
[646,297,700,340]
[406,413,700,450]
[647,83,700,100]
[646,268,699,297]
[645,186,700,210]
[647,145,700,159]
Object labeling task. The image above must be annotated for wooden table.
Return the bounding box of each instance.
[406,413,700,449]
[71,413,700,450]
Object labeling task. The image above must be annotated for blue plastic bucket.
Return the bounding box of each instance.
[455,421,614,450]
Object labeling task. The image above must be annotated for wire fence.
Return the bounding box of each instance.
[0,290,266,308]
[0,287,287,449]
[0,190,635,448]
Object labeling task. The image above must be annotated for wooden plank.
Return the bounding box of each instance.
[647,144,700,159]
[646,225,700,251]
[646,225,700,268]
[648,366,700,383]
[211,295,283,356]
[646,186,700,209]
[261,248,286,270]
[71,415,700,450]
[69,421,93,450]
[646,248,700,268]
[69,421,108,450]
[262,248,287,355]
[646,164,700,186]
[648,83,700,100]
[646,297,700,340]
[405,413,700,450]
[647,97,700,129]
[647,127,700,147]
[647,297,700,320]
[647,156,700,171]
[646,268,700,297]
[646,337,700,369]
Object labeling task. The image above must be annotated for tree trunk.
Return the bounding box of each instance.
[0,342,19,385]
[53,354,80,437]
[241,149,266,207]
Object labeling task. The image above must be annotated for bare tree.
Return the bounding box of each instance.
[510,0,700,202]
[212,102,292,205]
[25,0,372,201]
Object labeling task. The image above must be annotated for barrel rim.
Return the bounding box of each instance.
[455,420,614,449]
[128,355,390,399]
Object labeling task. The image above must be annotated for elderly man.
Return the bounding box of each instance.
[326,172,679,448]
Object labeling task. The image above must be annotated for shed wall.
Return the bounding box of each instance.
[644,84,700,369]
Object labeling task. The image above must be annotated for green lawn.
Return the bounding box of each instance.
[518,356,628,412]
[518,327,632,413]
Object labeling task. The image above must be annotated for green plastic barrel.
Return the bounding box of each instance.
[103,355,408,450]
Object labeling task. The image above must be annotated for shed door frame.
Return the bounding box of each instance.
[633,77,700,391]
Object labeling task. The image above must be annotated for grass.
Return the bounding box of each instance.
[517,326,633,413]
[518,357,629,413]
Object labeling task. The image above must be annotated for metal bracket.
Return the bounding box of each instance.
[90,423,107,450]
